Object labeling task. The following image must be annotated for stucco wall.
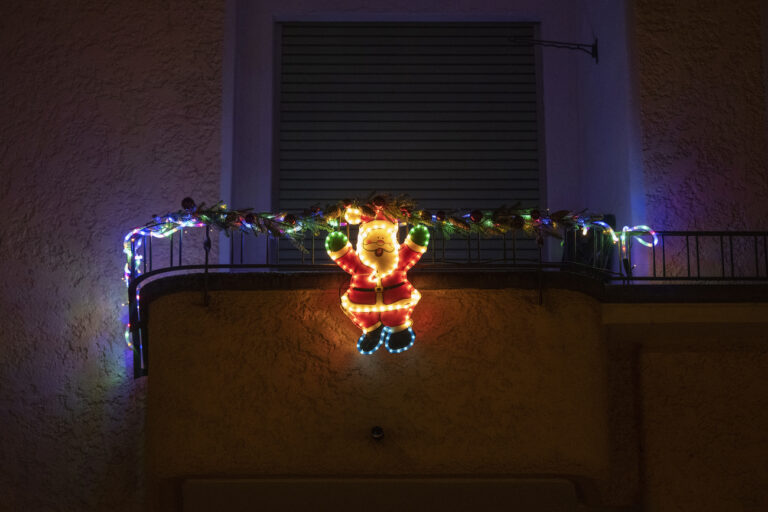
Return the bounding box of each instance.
[605,319,768,512]
[147,287,630,510]
[640,329,768,512]
[2,0,768,510]
[147,286,768,511]
[633,0,768,230]
[0,2,223,511]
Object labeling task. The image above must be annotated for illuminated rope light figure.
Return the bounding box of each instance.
[326,208,429,355]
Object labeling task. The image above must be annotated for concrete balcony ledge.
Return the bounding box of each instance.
[137,268,768,310]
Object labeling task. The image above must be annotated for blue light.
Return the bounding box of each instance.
[383,326,416,354]
[356,332,383,355]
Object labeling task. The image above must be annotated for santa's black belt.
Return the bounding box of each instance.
[353,282,405,292]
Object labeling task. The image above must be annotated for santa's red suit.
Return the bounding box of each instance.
[328,230,426,334]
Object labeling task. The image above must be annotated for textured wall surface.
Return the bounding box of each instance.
[147,287,632,510]
[639,328,768,512]
[148,289,768,512]
[0,2,223,511]
[633,0,768,230]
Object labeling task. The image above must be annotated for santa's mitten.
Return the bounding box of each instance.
[357,325,384,355]
[407,224,430,248]
[325,231,349,254]
[384,327,416,354]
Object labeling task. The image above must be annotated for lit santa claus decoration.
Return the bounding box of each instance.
[325,199,430,354]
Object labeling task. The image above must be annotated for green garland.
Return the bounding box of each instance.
[160,194,607,252]
[124,195,656,352]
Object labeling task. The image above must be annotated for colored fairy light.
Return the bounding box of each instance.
[580,221,657,260]
[122,197,658,352]
[121,212,210,349]
[626,225,658,247]
[591,220,620,243]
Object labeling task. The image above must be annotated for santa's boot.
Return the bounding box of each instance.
[357,325,384,355]
[383,325,416,354]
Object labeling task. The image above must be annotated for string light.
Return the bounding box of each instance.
[581,221,657,258]
[623,225,658,248]
[121,197,658,351]
[590,220,619,243]
[121,218,205,348]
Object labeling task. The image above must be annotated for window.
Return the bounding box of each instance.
[276,22,542,261]
[277,22,541,210]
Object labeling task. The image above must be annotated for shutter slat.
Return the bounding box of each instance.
[282,179,538,189]
[281,24,534,36]
[282,83,532,93]
[281,151,538,160]
[283,36,534,46]
[283,45,536,55]
[282,160,536,170]
[281,102,536,112]
[282,91,535,101]
[282,121,537,131]
[283,54,535,65]
[279,199,541,209]
[283,170,538,179]
[282,131,537,141]
[282,75,535,85]
[281,140,537,150]
[280,112,537,122]
[282,64,535,74]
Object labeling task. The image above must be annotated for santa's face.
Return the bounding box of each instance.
[358,221,399,276]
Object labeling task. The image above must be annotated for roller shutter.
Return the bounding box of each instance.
[277,22,542,263]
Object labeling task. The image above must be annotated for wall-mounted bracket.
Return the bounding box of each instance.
[510,37,599,63]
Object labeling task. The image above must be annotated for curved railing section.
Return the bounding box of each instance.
[119,197,673,378]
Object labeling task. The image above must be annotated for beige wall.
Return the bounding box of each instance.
[146,288,768,511]
[0,2,223,511]
[147,287,625,509]
[633,0,768,230]
[605,308,768,511]
[638,327,768,511]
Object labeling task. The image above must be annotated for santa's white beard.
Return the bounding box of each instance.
[359,246,398,275]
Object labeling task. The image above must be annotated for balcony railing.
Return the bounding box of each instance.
[124,228,768,377]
